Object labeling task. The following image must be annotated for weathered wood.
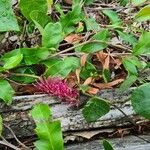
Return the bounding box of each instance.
[65,134,150,150]
[1,89,149,139]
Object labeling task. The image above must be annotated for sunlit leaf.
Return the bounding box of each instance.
[131,83,150,119]
[82,97,110,122]
[0,80,15,105]
[0,0,19,31]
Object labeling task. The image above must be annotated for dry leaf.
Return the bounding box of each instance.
[64,0,72,4]
[114,58,122,69]
[87,87,99,95]
[83,77,93,86]
[64,34,83,44]
[81,54,88,67]
[75,68,81,84]
[93,79,124,89]
[96,52,110,69]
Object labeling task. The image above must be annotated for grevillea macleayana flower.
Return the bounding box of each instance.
[34,77,79,106]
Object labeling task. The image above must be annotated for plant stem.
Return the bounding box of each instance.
[9,73,40,79]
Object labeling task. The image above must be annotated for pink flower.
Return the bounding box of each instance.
[34,77,79,106]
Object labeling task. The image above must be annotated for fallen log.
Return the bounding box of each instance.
[1,88,149,140]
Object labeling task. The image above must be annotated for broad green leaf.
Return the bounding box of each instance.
[132,0,147,5]
[123,57,138,75]
[0,79,15,105]
[119,75,137,91]
[34,140,51,150]
[135,5,150,22]
[19,0,48,21]
[131,83,150,119]
[60,5,83,34]
[44,57,80,78]
[103,140,114,150]
[81,29,110,53]
[0,115,2,136]
[84,17,100,31]
[102,10,122,25]
[10,67,36,83]
[20,47,50,65]
[0,0,19,31]
[3,53,23,70]
[31,103,64,150]
[117,30,137,46]
[132,32,150,55]
[31,103,52,121]
[42,22,63,48]
[30,10,52,34]
[82,97,110,122]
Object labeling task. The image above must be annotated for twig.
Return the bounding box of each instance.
[4,124,30,150]
[0,140,20,150]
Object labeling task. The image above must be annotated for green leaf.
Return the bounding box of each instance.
[19,0,48,21]
[60,5,83,34]
[132,0,147,6]
[21,47,50,65]
[103,140,114,150]
[0,115,2,136]
[31,103,52,121]
[102,9,122,25]
[44,57,80,78]
[80,62,97,79]
[81,29,110,53]
[0,79,15,105]
[119,75,137,92]
[132,32,150,55]
[131,83,150,119]
[123,57,138,75]
[84,17,100,31]
[102,69,111,83]
[3,53,23,70]
[135,5,150,22]
[42,22,63,48]
[120,0,129,6]
[31,103,64,150]
[10,67,36,83]
[117,30,137,46]
[0,0,19,31]
[82,97,110,122]
[30,10,52,34]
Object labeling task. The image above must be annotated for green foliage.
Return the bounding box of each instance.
[84,17,100,31]
[82,97,110,122]
[0,0,19,31]
[0,79,15,105]
[3,53,23,70]
[102,9,122,26]
[44,57,80,78]
[117,30,137,46]
[132,32,150,55]
[31,103,64,150]
[59,4,83,34]
[30,10,52,33]
[102,140,114,150]
[19,0,48,21]
[132,0,147,6]
[119,75,137,91]
[80,62,97,79]
[135,5,150,22]
[81,29,110,53]
[42,22,64,48]
[131,83,150,119]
